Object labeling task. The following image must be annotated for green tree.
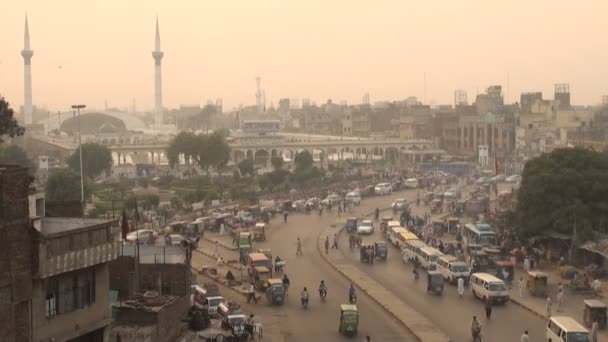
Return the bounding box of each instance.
[238,159,255,177]
[0,97,25,143]
[45,168,86,201]
[294,150,313,171]
[67,143,112,179]
[166,131,198,168]
[205,132,230,171]
[515,148,608,240]
[0,145,36,173]
[271,156,284,171]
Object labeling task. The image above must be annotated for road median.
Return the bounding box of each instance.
[317,209,451,342]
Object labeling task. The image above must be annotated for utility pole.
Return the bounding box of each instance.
[71,104,86,203]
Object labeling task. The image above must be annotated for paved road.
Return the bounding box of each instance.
[202,209,415,341]
[334,188,547,342]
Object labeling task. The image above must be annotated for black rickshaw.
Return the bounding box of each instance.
[266,278,285,306]
[427,270,444,295]
[374,241,388,260]
[430,199,443,214]
[455,200,466,216]
[584,299,607,330]
[345,217,358,234]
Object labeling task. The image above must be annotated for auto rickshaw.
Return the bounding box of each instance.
[423,192,434,205]
[426,270,444,295]
[360,244,374,264]
[253,266,272,290]
[258,248,272,261]
[526,271,548,297]
[583,299,607,329]
[266,278,285,306]
[455,200,466,217]
[345,217,358,234]
[239,245,252,265]
[252,222,267,241]
[238,232,253,249]
[494,260,514,285]
[339,304,359,336]
[374,241,388,260]
[380,216,393,236]
[430,199,443,214]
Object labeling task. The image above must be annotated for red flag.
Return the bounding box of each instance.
[121,209,129,240]
[495,159,500,175]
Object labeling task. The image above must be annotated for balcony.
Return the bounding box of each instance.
[37,240,120,278]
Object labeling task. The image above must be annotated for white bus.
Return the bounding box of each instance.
[402,240,427,263]
[417,246,443,270]
[463,223,497,247]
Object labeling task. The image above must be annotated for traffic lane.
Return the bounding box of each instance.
[254,213,415,342]
[342,230,546,342]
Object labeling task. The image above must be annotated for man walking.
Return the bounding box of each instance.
[546,295,553,318]
[457,277,465,298]
[247,282,258,303]
[519,277,525,297]
[484,297,493,319]
[296,238,303,256]
[325,236,330,254]
[521,330,530,342]
[556,287,564,312]
[331,234,338,249]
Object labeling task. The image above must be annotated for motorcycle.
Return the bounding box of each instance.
[320,289,327,303]
[349,293,357,304]
[301,297,309,310]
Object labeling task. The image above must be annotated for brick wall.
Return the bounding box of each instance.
[0,165,33,342]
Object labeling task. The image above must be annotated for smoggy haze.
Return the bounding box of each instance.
[2,0,608,112]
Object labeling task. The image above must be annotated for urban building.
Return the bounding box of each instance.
[475,85,504,116]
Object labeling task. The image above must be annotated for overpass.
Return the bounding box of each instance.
[29,135,445,166]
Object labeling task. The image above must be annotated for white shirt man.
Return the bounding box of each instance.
[520,330,530,342]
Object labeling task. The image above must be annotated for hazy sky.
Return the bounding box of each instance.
[2,0,608,113]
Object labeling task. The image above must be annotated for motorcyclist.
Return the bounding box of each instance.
[319,280,328,299]
[282,274,290,295]
[471,315,482,341]
[348,284,357,303]
[301,287,310,307]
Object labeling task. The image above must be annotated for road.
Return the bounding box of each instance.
[200,208,415,341]
[334,187,547,342]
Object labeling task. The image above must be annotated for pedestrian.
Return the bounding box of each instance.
[247,282,258,303]
[520,330,530,342]
[296,237,303,256]
[283,211,288,223]
[519,277,525,297]
[274,256,280,273]
[556,288,564,312]
[457,277,465,298]
[591,319,599,342]
[484,297,492,319]
[365,335,371,342]
[325,236,330,254]
[214,240,220,258]
[332,234,338,249]
[545,295,552,318]
[219,222,225,236]
[510,254,517,269]
[523,256,530,273]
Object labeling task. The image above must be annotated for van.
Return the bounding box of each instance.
[469,273,510,304]
[546,316,590,342]
[374,183,392,195]
[345,192,362,205]
[436,255,469,284]
[404,178,419,189]
[402,240,427,263]
[417,246,443,270]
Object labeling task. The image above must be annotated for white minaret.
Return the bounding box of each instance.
[21,14,34,125]
[152,16,164,130]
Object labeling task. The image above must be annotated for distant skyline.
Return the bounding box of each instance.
[2,1,608,113]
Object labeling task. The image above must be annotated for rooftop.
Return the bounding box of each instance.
[38,217,113,236]
[116,292,181,313]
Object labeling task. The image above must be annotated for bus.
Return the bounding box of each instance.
[240,120,281,136]
[463,223,497,247]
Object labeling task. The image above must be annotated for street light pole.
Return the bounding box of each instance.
[72,104,86,203]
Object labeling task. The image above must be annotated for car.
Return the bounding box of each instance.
[475,177,491,185]
[321,194,342,206]
[505,175,522,183]
[404,178,419,189]
[236,211,254,223]
[345,191,361,205]
[490,174,507,183]
[126,229,157,245]
[374,183,392,195]
[357,220,375,235]
[306,197,320,208]
[443,189,460,199]
[165,234,187,246]
[391,198,408,211]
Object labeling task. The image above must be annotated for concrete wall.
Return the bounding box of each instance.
[0,165,33,342]
[32,263,112,342]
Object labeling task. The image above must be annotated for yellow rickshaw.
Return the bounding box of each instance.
[253,222,267,241]
[253,266,272,290]
[526,271,548,297]
[266,278,285,306]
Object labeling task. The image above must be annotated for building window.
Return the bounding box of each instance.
[45,278,58,318]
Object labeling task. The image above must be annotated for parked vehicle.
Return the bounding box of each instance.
[547,316,590,342]
[321,194,342,206]
[339,304,359,337]
[470,273,510,304]
[246,252,273,277]
[374,183,392,195]
[356,220,375,235]
[252,222,267,241]
[404,178,419,189]
[126,229,157,245]
[427,271,445,295]
[583,299,607,330]
[191,285,224,317]
[490,174,507,183]
[345,192,362,205]
[402,240,427,263]
[391,198,408,211]
[505,174,522,183]
[475,177,491,185]
[165,234,187,246]
[526,271,548,297]
[345,217,359,234]
[417,246,443,270]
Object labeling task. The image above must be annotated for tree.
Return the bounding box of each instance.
[67,143,112,179]
[46,168,85,201]
[238,159,255,177]
[166,131,230,172]
[205,132,230,171]
[515,147,608,240]
[0,145,35,173]
[0,97,25,143]
[294,150,314,172]
[271,156,284,171]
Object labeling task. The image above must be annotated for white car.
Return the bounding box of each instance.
[490,174,507,183]
[165,234,187,246]
[321,194,342,206]
[404,178,419,189]
[391,198,408,210]
[443,189,459,199]
[475,177,491,185]
[345,191,361,205]
[126,229,157,245]
[505,175,522,183]
[357,220,375,235]
[374,183,392,195]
